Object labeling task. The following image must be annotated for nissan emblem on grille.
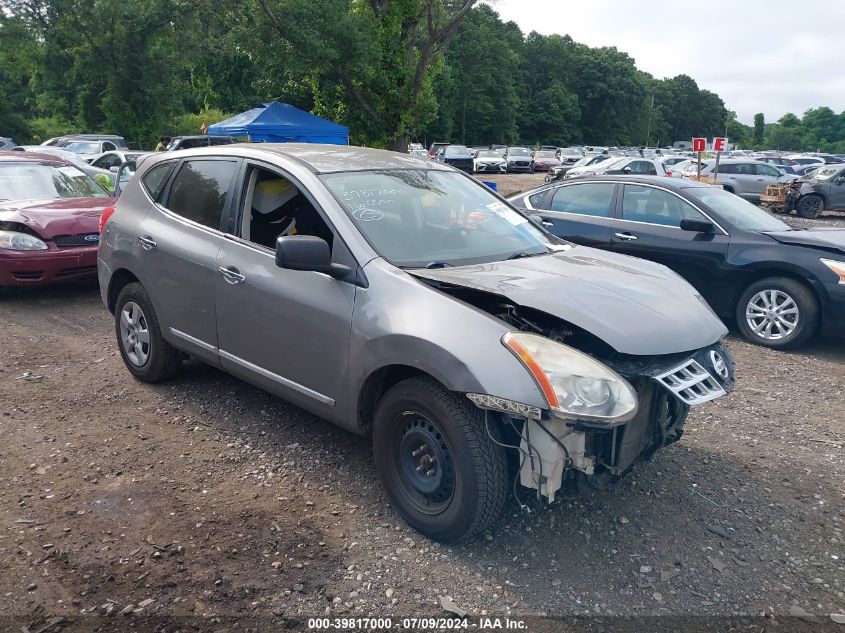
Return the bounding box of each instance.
[654,358,727,406]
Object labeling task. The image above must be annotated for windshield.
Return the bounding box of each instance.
[508,148,530,156]
[34,148,89,168]
[321,170,554,268]
[685,186,790,232]
[562,149,581,156]
[64,141,101,154]
[0,162,109,201]
[444,145,470,156]
[535,151,557,159]
[809,166,842,180]
[477,150,499,158]
[594,157,627,170]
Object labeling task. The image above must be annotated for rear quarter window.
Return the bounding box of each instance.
[141,162,177,200]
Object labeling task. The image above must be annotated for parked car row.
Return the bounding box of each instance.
[5,142,844,544]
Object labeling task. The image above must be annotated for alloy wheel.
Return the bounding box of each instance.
[745,289,799,341]
[119,301,151,366]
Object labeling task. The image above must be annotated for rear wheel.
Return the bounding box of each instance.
[735,277,819,349]
[115,282,183,382]
[372,377,507,542]
[797,195,824,219]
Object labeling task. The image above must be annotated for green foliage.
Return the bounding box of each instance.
[170,109,237,137]
[2,0,844,153]
[753,113,765,145]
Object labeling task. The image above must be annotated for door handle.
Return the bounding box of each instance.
[138,235,157,250]
[540,220,554,227]
[218,266,246,284]
[614,232,638,241]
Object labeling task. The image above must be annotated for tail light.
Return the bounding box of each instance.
[99,206,116,234]
[665,170,673,177]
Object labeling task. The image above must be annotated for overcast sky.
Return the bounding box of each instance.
[486,0,845,124]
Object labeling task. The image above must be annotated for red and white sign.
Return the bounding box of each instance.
[713,137,728,152]
[692,138,706,153]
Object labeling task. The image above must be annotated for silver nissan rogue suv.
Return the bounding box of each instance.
[98,144,734,542]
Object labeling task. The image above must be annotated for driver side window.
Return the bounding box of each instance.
[621,185,705,228]
[240,166,333,251]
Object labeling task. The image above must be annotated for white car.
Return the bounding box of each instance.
[473,149,507,173]
[565,156,668,179]
[89,150,149,172]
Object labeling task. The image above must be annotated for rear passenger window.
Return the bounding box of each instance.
[549,183,614,217]
[164,160,239,230]
[141,162,177,200]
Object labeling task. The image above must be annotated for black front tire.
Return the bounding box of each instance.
[372,377,508,542]
[735,277,819,349]
[115,282,183,382]
[797,195,824,219]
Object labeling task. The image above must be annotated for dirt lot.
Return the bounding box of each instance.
[1,177,844,631]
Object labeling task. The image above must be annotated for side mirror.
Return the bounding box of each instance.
[680,218,714,233]
[275,235,351,280]
[622,167,632,174]
[835,176,845,185]
[109,166,119,173]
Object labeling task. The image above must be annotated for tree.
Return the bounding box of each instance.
[753,112,765,145]
[255,0,479,150]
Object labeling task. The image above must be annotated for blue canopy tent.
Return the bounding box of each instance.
[208,102,349,145]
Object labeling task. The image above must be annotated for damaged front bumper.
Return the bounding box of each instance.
[468,341,735,502]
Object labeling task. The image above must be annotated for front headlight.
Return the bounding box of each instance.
[821,258,845,284]
[0,230,48,251]
[503,332,638,422]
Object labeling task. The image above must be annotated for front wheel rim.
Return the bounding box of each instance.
[119,301,151,366]
[392,412,455,515]
[745,289,799,340]
[803,198,822,214]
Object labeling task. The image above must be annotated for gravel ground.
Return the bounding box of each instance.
[0,178,843,631]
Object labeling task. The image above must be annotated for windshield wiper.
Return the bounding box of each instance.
[424,261,454,269]
[506,250,548,260]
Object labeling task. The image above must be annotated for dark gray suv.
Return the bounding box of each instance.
[98,144,734,541]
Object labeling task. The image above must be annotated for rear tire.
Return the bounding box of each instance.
[797,195,824,219]
[735,277,819,349]
[115,282,183,382]
[372,377,508,542]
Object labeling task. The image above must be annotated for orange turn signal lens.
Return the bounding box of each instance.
[502,332,560,409]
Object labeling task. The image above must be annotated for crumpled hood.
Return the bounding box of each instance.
[764,229,845,255]
[0,197,115,239]
[411,246,728,355]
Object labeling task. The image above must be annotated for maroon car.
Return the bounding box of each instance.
[531,150,561,172]
[0,152,115,289]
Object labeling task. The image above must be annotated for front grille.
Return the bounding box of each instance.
[654,359,726,405]
[53,234,100,248]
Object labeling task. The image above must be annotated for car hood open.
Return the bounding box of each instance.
[764,229,845,255]
[410,246,728,356]
[0,197,115,239]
